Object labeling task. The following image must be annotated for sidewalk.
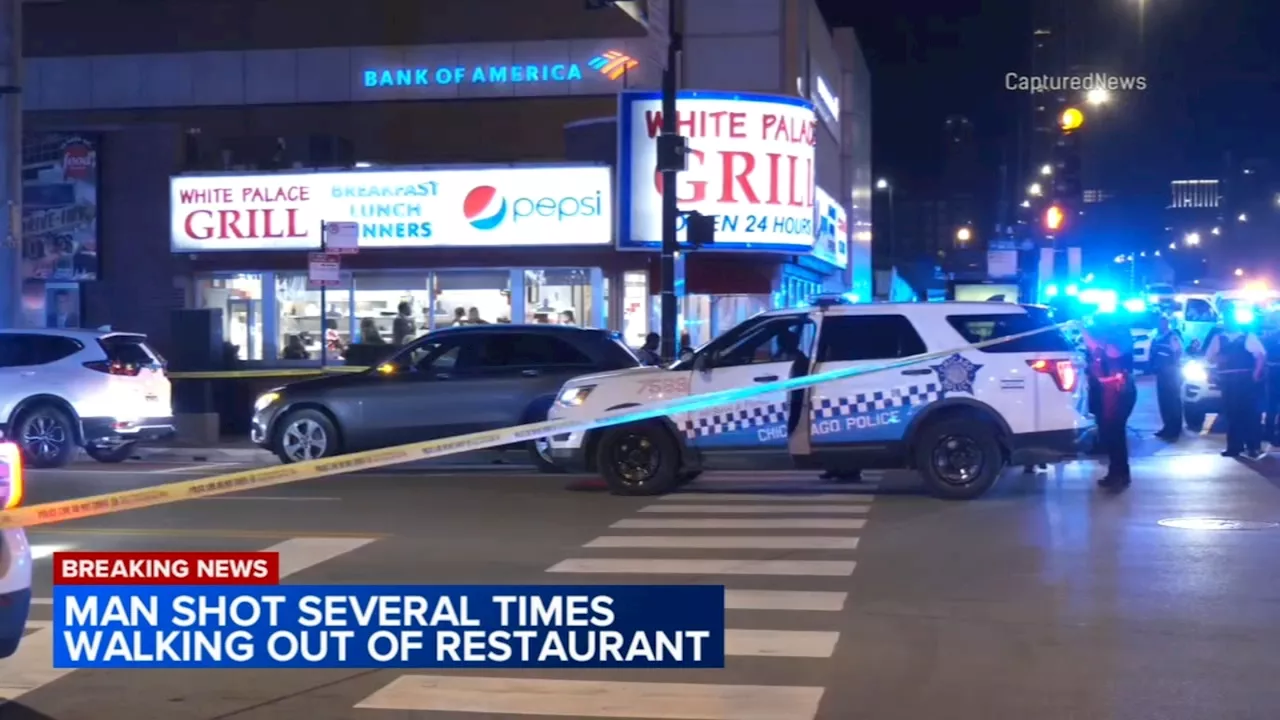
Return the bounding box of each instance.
[132,439,536,469]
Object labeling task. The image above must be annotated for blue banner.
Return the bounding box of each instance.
[53,585,725,669]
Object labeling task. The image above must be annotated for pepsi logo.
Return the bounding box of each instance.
[463,186,507,230]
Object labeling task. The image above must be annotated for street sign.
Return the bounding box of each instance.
[324,221,359,254]
[307,252,341,288]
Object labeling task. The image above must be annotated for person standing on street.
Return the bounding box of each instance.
[1262,315,1280,444]
[1151,314,1185,440]
[1206,313,1267,459]
[1085,317,1137,490]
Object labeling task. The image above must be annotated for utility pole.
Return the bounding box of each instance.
[657,0,682,362]
[0,0,20,328]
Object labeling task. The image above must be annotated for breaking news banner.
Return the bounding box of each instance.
[51,552,725,669]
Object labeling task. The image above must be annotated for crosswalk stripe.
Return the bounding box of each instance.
[662,493,874,502]
[584,535,859,550]
[724,589,847,611]
[354,675,825,719]
[612,518,866,530]
[546,558,855,576]
[0,536,378,700]
[639,504,868,515]
[726,629,840,658]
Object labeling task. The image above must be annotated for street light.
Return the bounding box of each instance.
[876,178,889,190]
[956,227,972,243]
[1085,88,1110,106]
[1184,232,1201,246]
[1235,268,1245,277]
[1168,242,1176,249]
[1028,182,1043,196]
[1211,226,1221,235]
[1239,213,1248,222]
[1020,199,1031,208]
[1040,164,1052,176]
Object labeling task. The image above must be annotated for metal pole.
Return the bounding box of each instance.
[0,0,22,328]
[658,0,680,362]
[318,222,327,367]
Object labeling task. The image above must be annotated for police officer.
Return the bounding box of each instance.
[1085,316,1137,489]
[1206,312,1266,458]
[1262,315,1280,443]
[1151,314,1184,439]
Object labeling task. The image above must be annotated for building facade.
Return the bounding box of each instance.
[21,0,871,359]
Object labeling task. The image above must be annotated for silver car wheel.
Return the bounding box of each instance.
[282,419,328,461]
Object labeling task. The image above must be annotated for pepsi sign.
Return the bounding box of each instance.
[170,166,613,252]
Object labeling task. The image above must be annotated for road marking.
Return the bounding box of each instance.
[663,493,873,502]
[725,629,840,658]
[195,496,340,502]
[1201,413,1217,436]
[584,535,859,550]
[355,675,825,719]
[29,544,67,560]
[152,462,241,474]
[612,518,866,530]
[546,558,855,576]
[639,504,868,515]
[29,528,387,540]
[724,589,847,612]
[0,535,378,699]
[30,599,51,606]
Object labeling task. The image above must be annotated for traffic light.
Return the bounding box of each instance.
[1044,204,1065,232]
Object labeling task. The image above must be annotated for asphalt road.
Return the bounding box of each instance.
[0,381,1274,719]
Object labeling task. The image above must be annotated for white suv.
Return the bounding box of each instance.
[0,329,175,468]
[547,301,1090,500]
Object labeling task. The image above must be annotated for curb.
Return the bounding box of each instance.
[132,446,275,463]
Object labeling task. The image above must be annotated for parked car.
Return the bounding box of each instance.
[0,329,174,468]
[250,325,642,471]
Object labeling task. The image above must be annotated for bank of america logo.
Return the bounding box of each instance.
[589,50,639,80]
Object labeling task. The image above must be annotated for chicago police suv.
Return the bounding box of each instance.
[546,301,1089,500]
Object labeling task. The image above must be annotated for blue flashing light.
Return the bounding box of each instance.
[1235,308,1256,325]
[1065,284,1079,296]
[1083,273,1095,283]
[1045,284,1059,297]
[1123,298,1146,313]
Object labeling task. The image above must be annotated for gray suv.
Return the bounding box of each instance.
[250,325,641,471]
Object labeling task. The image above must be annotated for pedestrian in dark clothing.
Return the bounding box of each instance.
[1262,318,1280,443]
[1151,315,1184,439]
[1085,318,1137,489]
[1207,316,1267,459]
[637,333,662,366]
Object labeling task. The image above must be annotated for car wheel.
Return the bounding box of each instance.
[527,438,566,474]
[85,442,136,464]
[596,422,681,496]
[15,404,77,469]
[1184,407,1206,432]
[914,416,1004,500]
[273,409,340,464]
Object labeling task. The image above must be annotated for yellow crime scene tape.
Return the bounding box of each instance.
[0,321,1080,530]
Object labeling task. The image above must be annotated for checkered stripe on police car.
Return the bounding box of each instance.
[682,404,789,438]
[813,383,943,419]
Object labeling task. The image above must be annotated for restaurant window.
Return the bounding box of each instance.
[525,268,590,326]
[621,270,648,346]
[434,270,512,327]
[275,272,353,361]
[195,273,264,360]
[352,273,432,346]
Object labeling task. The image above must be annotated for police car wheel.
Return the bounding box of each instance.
[597,423,680,496]
[914,418,1003,500]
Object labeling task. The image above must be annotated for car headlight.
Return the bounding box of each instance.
[1182,361,1208,384]
[254,390,282,412]
[556,385,594,407]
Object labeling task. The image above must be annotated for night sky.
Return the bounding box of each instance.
[819,0,1280,204]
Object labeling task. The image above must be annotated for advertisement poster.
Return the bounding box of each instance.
[23,134,99,281]
[169,166,612,252]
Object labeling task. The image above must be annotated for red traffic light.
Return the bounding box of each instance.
[1045,205,1065,231]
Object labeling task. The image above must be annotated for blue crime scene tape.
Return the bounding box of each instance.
[0,320,1080,529]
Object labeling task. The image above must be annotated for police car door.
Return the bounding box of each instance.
[682,312,818,460]
[806,312,930,453]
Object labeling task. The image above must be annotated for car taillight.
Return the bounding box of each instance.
[1028,359,1077,392]
[0,442,24,509]
[83,361,142,376]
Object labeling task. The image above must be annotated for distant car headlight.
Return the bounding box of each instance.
[556,386,594,407]
[254,390,282,412]
[1182,361,1208,384]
